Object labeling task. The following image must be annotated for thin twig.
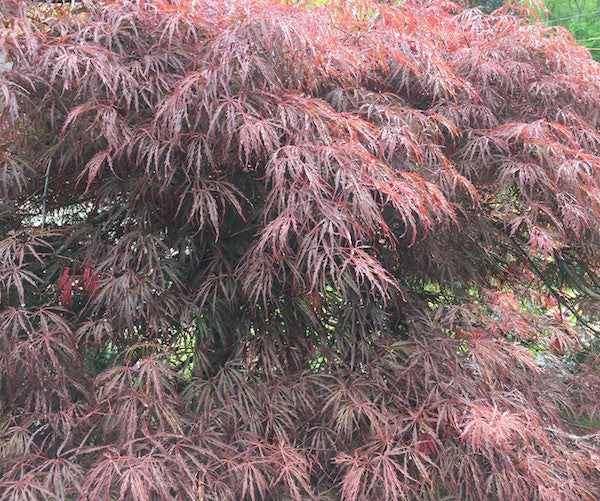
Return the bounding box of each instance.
[508,239,600,337]
[41,158,52,229]
[548,427,600,442]
[486,215,600,337]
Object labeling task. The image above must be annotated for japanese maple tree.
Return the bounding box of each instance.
[1,0,599,499]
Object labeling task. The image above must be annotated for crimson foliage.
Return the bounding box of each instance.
[1,0,600,499]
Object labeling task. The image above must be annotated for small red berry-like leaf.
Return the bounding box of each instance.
[83,267,100,296]
[57,267,70,291]
[60,280,73,308]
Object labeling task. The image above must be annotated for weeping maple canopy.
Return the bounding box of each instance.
[1,0,600,499]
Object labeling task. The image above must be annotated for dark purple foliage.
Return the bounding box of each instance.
[0,0,599,499]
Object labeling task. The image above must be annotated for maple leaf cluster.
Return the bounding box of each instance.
[0,0,599,499]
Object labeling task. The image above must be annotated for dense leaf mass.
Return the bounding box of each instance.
[1,0,600,499]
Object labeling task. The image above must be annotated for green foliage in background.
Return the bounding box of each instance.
[544,0,600,60]
[468,0,505,13]
[470,0,600,60]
